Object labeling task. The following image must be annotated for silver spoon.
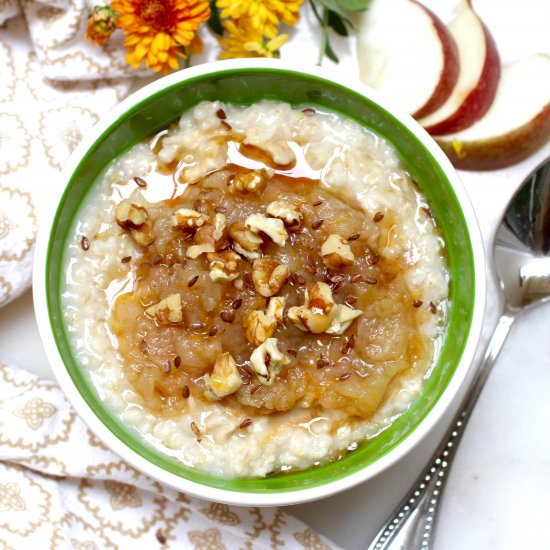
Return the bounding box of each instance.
[368,156,550,550]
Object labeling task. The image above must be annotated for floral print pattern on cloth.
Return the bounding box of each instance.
[0,363,341,549]
[0,10,134,307]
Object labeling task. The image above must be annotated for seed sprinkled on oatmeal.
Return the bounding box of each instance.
[216,108,227,119]
[365,277,377,285]
[422,207,432,218]
[350,274,363,284]
[214,206,227,213]
[287,348,298,356]
[133,176,147,188]
[312,199,324,206]
[338,372,352,381]
[251,384,262,395]
[311,219,324,229]
[191,322,206,330]
[191,421,202,441]
[232,298,243,310]
[302,107,316,116]
[349,333,356,349]
[413,299,423,308]
[140,262,152,269]
[187,275,199,287]
[240,418,253,429]
[182,385,190,398]
[347,232,360,241]
[429,301,437,314]
[341,340,350,355]
[220,310,235,323]
[345,295,357,305]
[153,254,163,265]
[163,360,171,374]
[174,355,181,368]
[221,121,232,131]
[155,529,167,544]
[373,211,384,222]
[368,254,380,266]
[121,255,131,263]
[208,325,218,337]
[80,236,90,251]
[166,253,176,266]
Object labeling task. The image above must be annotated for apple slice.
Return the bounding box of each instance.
[357,0,459,119]
[436,54,550,170]
[418,0,500,136]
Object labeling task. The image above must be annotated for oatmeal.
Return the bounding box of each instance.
[62,100,448,477]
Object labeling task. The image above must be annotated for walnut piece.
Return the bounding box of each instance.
[229,168,273,194]
[204,352,242,398]
[145,293,183,324]
[229,221,263,252]
[115,200,154,246]
[207,250,241,283]
[245,214,287,247]
[243,310,277,347]
[171,208,208,231]
[321,234,355,270]
[266,200,302,229]
[186,213,228,259]
[288,282,362,334]
[249,338,290,385]
[252,256,289,297]
[242,297,285,347]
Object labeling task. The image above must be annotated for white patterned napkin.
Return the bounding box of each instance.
[0,0,143,307]
[0,362,339,549]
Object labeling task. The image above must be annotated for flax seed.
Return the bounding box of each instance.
[191,421,202,441]
[208,325,218,337]
[220,310,235,323]
[295,274,306,285]
[216,108,227,119]
[345,295,357,305]
[187,275,199,287]
[413,299,423,308]
[302,108,316,116]
[365,277,377,285]
[214,206,227,213]
[429,301,437,314]
[350,274,363,284]
[240,418,253,429]
[373,212,384,222]
[174,355,181,368]
[312,199,324,206]
[140,339,148,354]
[347,232,360,241]
[153,254,163,265]
[338,372,352,381]
[421,207,432,218]
[368,254,380,266]
[232,298,243,310]
[182,385,190,398]
[134,176,147,187]
[163,360,171,374]
[311,219,324,229]
[121,255,131,263]
[221,121,232,130]
[80,236,90,251]
[191,322,206,330]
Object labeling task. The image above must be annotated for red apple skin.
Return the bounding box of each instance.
[411,2,460,120]
[436,102,550,170]
[423,19,501,136]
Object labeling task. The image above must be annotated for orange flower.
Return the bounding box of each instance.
[85,6,119,46]
[111,0,210,73]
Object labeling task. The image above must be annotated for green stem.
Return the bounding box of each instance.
[317,6,329,65]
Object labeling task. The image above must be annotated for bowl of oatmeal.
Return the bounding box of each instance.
[33,59,485,505]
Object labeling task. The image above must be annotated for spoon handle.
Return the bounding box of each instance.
[367,310,515,550]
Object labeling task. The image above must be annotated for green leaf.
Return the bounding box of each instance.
[325,38,339,63]
[315,0,356,28]
[207,0,223,35]
[333,0,371,11]
[328,10,349,36]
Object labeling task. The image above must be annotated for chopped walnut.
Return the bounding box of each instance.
[245,214,287,247]
[145,293,183,324]
[266,296,286,323]
[204,352,242,398]
[321,234,355,270]
[288,282,362,334]
[229,221,263,251]
[115,200,154,246]
[186,213,228,259]
[325,304,363,335]
[207,250,241,283]
[243,310,278,347]
[229,168,273,194]
[171,208,208,231]
[233,242,262,262]
[249,338,290,385]
[243,296,286,346]
[252,256,289,297]
[266,200,302,229]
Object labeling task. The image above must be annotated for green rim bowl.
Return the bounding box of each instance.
[33,58,486,506]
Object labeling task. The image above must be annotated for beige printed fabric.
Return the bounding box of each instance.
[0,363,340,550]
[0,2,140,308]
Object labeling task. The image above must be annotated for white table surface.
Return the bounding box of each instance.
[2,1,550,547]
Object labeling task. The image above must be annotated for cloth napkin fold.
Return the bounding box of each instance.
[0,362,339,549]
